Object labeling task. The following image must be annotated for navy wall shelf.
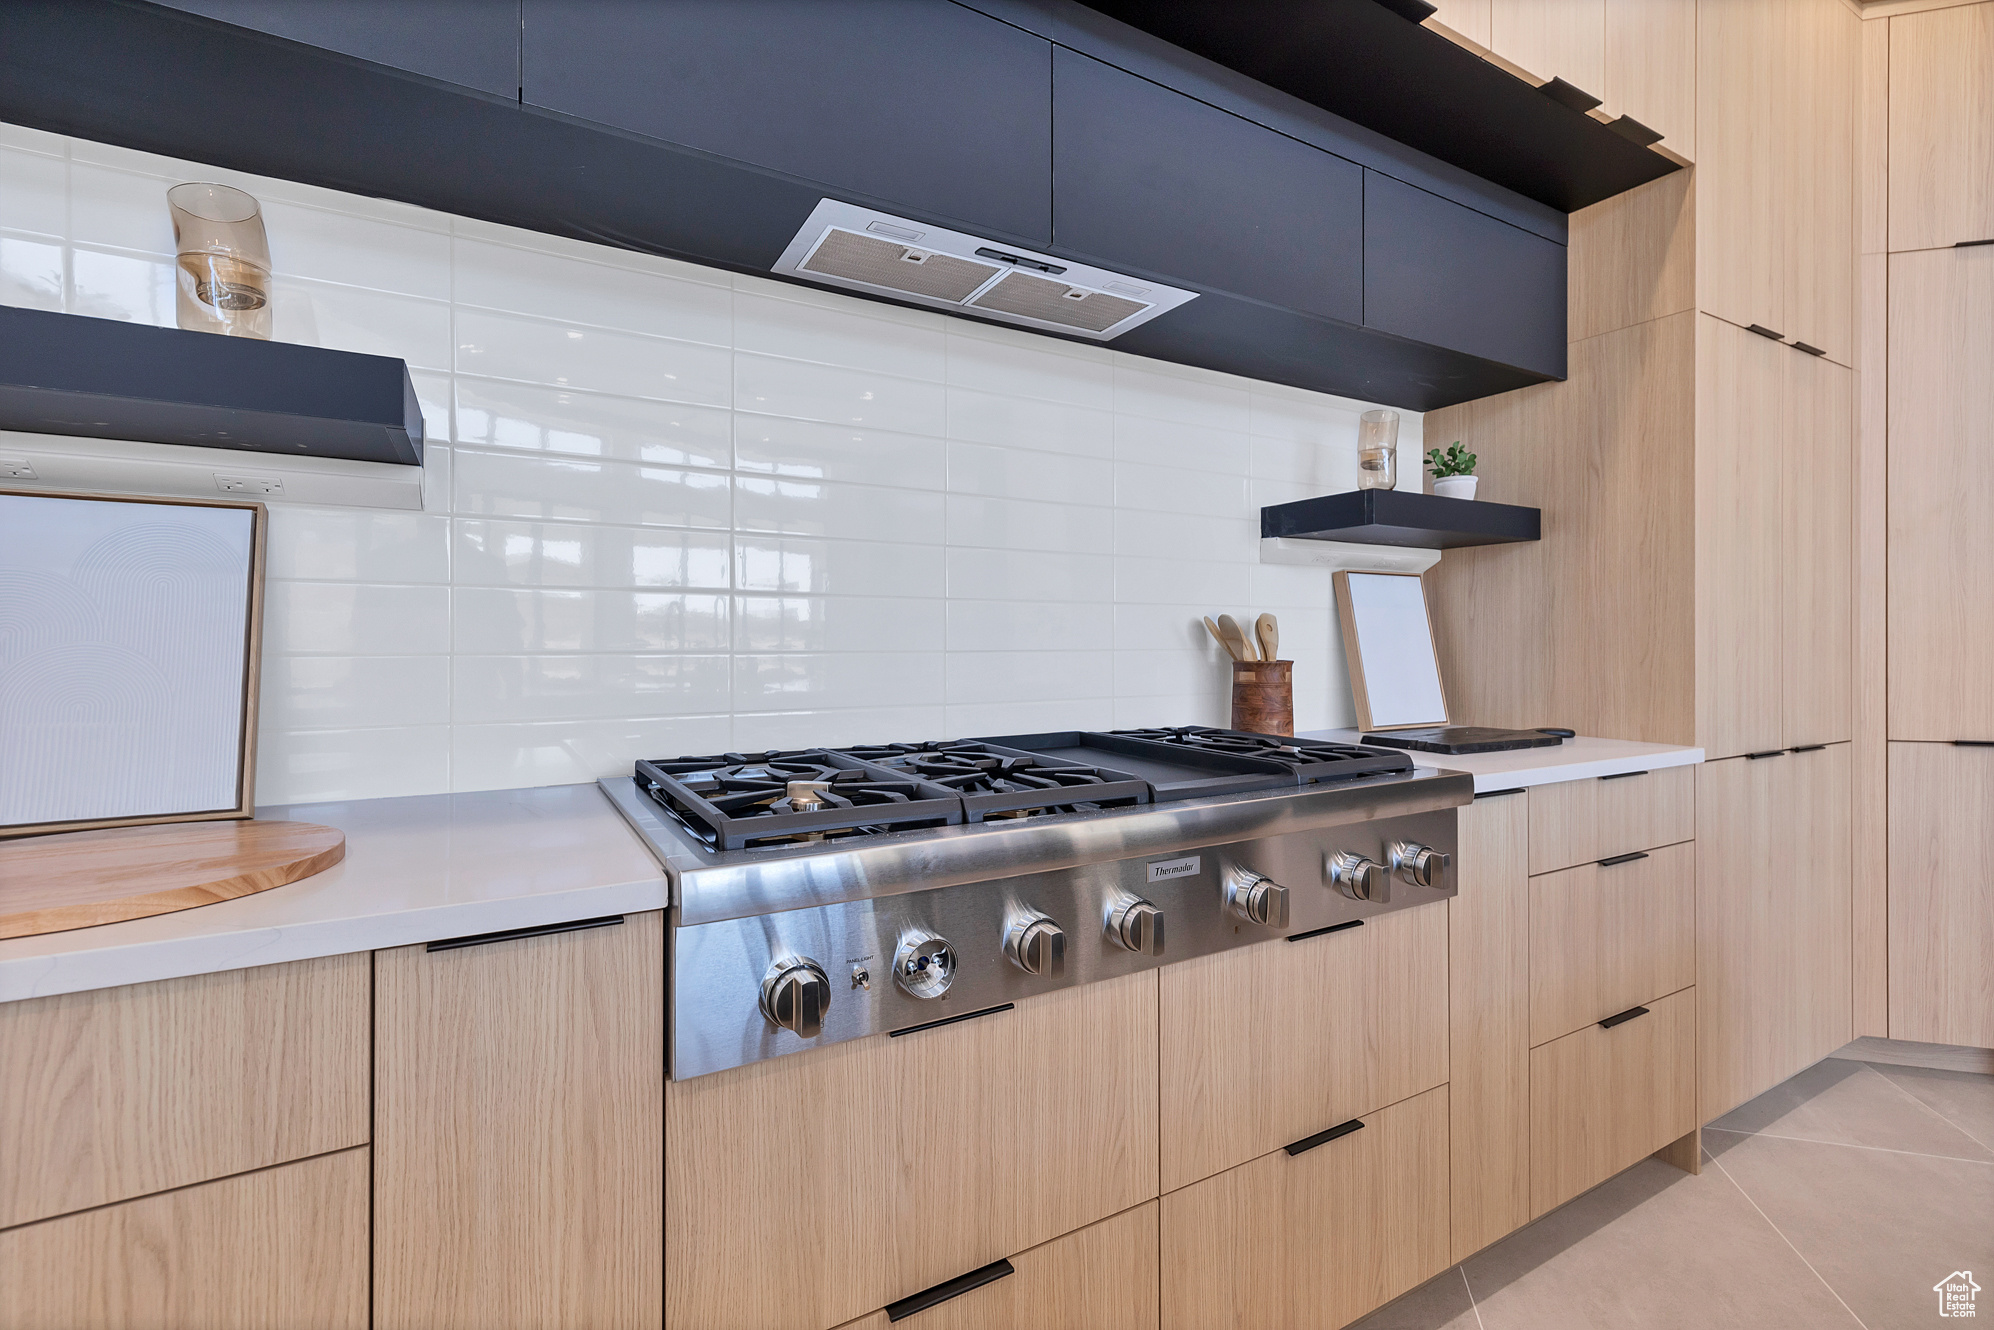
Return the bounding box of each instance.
[0,307,424,467]
[1261,489,1540,549]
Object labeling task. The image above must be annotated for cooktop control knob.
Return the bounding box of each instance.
[1329,850,1390,903]
[1390,841,1451,889]
[759,956,830,1038]
[1107,898,1165,955]
[894,931,957,1000]
[1004,913,1066,976]
[1225,868,1290,929]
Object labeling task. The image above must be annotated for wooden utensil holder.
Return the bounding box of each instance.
[1230,660,1293,736]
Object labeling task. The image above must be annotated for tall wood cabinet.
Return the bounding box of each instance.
[1887,3,1994,253]
[1888,743,1994,1049]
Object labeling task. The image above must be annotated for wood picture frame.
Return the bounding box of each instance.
[0,488,267,838]
[1333,569,1451,732]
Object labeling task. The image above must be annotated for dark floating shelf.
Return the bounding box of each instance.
[0,306,424,467]
[1261,488,1540,549]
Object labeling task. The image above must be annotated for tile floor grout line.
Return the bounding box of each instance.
[1458,1264,1490,1330]
[1702,1124,1994,1167]
[1861,1061,1994,1155]
[1705,1148,1874,1330]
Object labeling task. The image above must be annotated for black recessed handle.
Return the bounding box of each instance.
[1599,1005,1650,1030]
[1791,341,1828,357]
[890,1003,1014,1038]
[1746,750,1785,760]
[1953,740,1994,747]
[1598,851,1650,867]
[1286,1117,1365,1156]
[1789,744,1827,753]
[1475,787,1528,800]
[1956,238,1994,248]
[1538,76,1603,113]
[426,914,623,952]
[1746,324,1783,340]
[1373,0,1439,20]
[1599,769,1649,782]
[1605,114,1664,148]
[886,1259,1015,1322]
[1287,919,1365,944]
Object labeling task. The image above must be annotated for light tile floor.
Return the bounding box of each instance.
[1351,1057,1994,1330]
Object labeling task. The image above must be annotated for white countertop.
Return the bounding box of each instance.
[0,783,667,1005]
[1300,730,1704,793]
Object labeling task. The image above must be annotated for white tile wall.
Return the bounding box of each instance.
[1,123,1424,803]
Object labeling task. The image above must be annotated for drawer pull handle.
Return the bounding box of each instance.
[1789,744,1827,753]
[1599,1005,1651,1030]
[1475,787,1527,800]
[425,914,623,953]
[1286,1117,1365,1157]
[1746,324,1783,340]
[1598,851,1650,867]
[1956,238,1994,248]
[1953,740,1994,747]
[886,1258,1015,1322]
[890,1003,1014,1039]
[1287,919,1365,944]
[1745,750,1785,760]
[1598,769,1649,782]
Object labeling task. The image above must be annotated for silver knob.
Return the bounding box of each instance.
[1004,913,1066,976]
[1225,868,1290,928]
[759,957,830,1038]
[894,931,957,1000]
[1107,898,1165,955]
[1390,840,1451,889]
[1329,850,1390,903]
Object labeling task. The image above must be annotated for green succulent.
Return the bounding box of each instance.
[1425,441,1477,479]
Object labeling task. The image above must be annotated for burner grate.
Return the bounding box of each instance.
[635,750,963,851]
[1108,727,1412,782]
[844,740,1153,822]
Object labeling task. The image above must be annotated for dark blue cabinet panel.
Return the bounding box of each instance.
[1051,49,1363,326]
[149,0,520,100]
[1363,171,1566,378]
[521,1,1051,244]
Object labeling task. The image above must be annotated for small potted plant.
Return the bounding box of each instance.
[1426,441,1478,499]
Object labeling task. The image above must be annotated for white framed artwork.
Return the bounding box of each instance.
[1333,570,1450,731]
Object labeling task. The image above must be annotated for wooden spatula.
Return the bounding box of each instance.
[1255,613,1279,663]
[1203,616,1240,660]
[1217,614,1256,661]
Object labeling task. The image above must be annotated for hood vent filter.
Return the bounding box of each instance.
[774,200,1195,340]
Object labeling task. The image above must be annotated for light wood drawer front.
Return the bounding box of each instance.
[1529,841,1695,1047]
[1159,902,1448,1192]
[1527,765,1693,875]
[833,1203,1159,1330]
[669,970,1159,1330]
[1161,1085,1451,1330]
[1530,987,1696,1218]
[0,952,370,1230]
[0,1146,369,1330]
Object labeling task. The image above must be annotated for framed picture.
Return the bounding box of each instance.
[1333,570,1450,731]
[0,489,266,838]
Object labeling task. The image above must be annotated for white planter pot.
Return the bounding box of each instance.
[1433,475,1478,500]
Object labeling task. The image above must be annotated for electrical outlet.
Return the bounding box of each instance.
[0,456,37,479]
[214,473,284,496]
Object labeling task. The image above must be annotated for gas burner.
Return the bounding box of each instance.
[846,741,1152,822]
[1108,727,1413,781]
[635,750,962,851]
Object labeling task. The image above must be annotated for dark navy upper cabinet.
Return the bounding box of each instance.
[1051,49,1363,326]
[1363,171,1566,378]
[521,1,1052,245]
[148,0,521,100]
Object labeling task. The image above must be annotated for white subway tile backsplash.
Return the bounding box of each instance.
[946,387,1113,458]
[1114,648,1231,699]
[453,449,732,529]
[456,308,733,405]
[944,599,1114,654]
[731,706,948,753]
[945,548,1112,603]
[734,290,945,380]
[943,331,1114,409]
[1,233,64,311]
[735,535,945,598]
[732,652,944,712]
[455,237,732,344]
[942,698,1107,738]
[455,377,732,470]
[67,163,176,255]
[946,651,1112,705]
[946,439,1112,505]
[1112,603,1227,653]
[255,725,453,803]
[0,148,65,237]
[1114,461,1250,517]
[259,200,453,299]
[273,279,453,370]
[453,588,730,654]
[0,122,65,156]
[1112,554,1253,607]
[261,656,451,732]
[733,414,945,490]
[944,495,1114,554]
[1112,509,1256,562]
[449,714,733,792]
[735,352,947,435]
[264,583,453,656]
[68,246,173,325]
[734,474,946,545]
[452,520,732,590]
[453,654,732,724]
[733,594,945,654]
[1112,360,1251,432]
[266,509,452,584]
[1114,414,1251,475]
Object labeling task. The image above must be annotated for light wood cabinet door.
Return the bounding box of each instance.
[0,952,368,1230]
[1526,764,1694,875]
[1887,246,1994,742]
[0,1147,369,1330]
[1782,352,1854,748]
[1697,0,1785,335]
[1491,0,1606,95]
[1605,0,1697,160]
[1529,841,1695,1047]
[1160,1086,1452,1330]
[1889,743,1994,1048]
[1888,2,1994,252]
[1782,0,1858,365]
[1789,742,1854,1066]
[1530,987,1696,1217]
[1449,794,1531,1263]
[374,913,665,1330]
[1696,315,1786,760]
[832,1203,1158,1330]
[1159,902,1448,1193]
[669,971,1158,1330]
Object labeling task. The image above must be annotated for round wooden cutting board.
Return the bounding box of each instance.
[0,820,346,940]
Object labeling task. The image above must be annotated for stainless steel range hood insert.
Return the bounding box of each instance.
[774,200,1196,339]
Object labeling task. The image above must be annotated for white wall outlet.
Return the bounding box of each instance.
[214,473,284,496]
[0,456,38,479]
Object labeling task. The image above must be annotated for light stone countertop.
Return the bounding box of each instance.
[0,783,667,1004]
[1299,730,1704,793]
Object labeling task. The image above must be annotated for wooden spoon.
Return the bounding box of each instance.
[1203,616,1241,661]
[1217,614,1256,661]
[1256,613,1279,663]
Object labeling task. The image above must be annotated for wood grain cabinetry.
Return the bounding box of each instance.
[1526,764,1693,875]
[1530,986,1696,1217]
[1530,841,1695,1046]
[0,952,368,1230]
[1697,746,1852,1121]
[832,1203,1159,1330]
[669,971,1157,1330]
[374,913,665,1330]
[1887,2,1994,252]
[0,1147,370,1330]
[1886,245,1994,742]
[1159,902,1448,1193]
[1160,1085,1451,1330]
[1783,345,1854,750]
[1888,743,1994,1049]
